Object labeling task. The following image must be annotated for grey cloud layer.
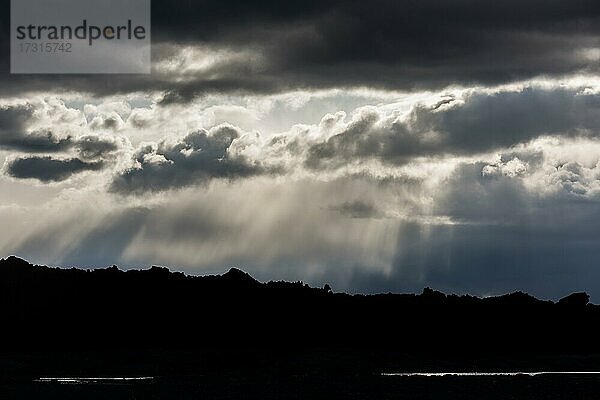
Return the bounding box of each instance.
[5,156,104,182]
[0,0,599,99]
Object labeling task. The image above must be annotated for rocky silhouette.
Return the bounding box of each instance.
[4,255,600,399]
[1,255,598,355]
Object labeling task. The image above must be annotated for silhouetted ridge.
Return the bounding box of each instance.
[558,292,590,307]
[222,267,260,287]
[493,291,549,306]
[0,255,598,355]
[1,255,35,270]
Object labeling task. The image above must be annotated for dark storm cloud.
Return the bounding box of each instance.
[146,0,600,93]
[346,218,600,301]
[5,156,104,182]
[1,0,599,99]
[434,162,532,224]
[110,125,262,194]
[306,87,600,169]
[343,163,600,301]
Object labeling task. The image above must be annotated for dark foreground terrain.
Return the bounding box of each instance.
[2,255,600,399]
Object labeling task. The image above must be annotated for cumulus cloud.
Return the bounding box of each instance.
[303,87,600,169]
[88,112,125,131]
[545,161,600,196]
[5,86,600,195]
[482,157,528,178]
[74,135,122,160]
[110,125,264,193]
[45,85,589,195]
[0,100,130,185]
[0,105,74,153]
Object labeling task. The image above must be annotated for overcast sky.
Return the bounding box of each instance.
[1,0,600,300]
